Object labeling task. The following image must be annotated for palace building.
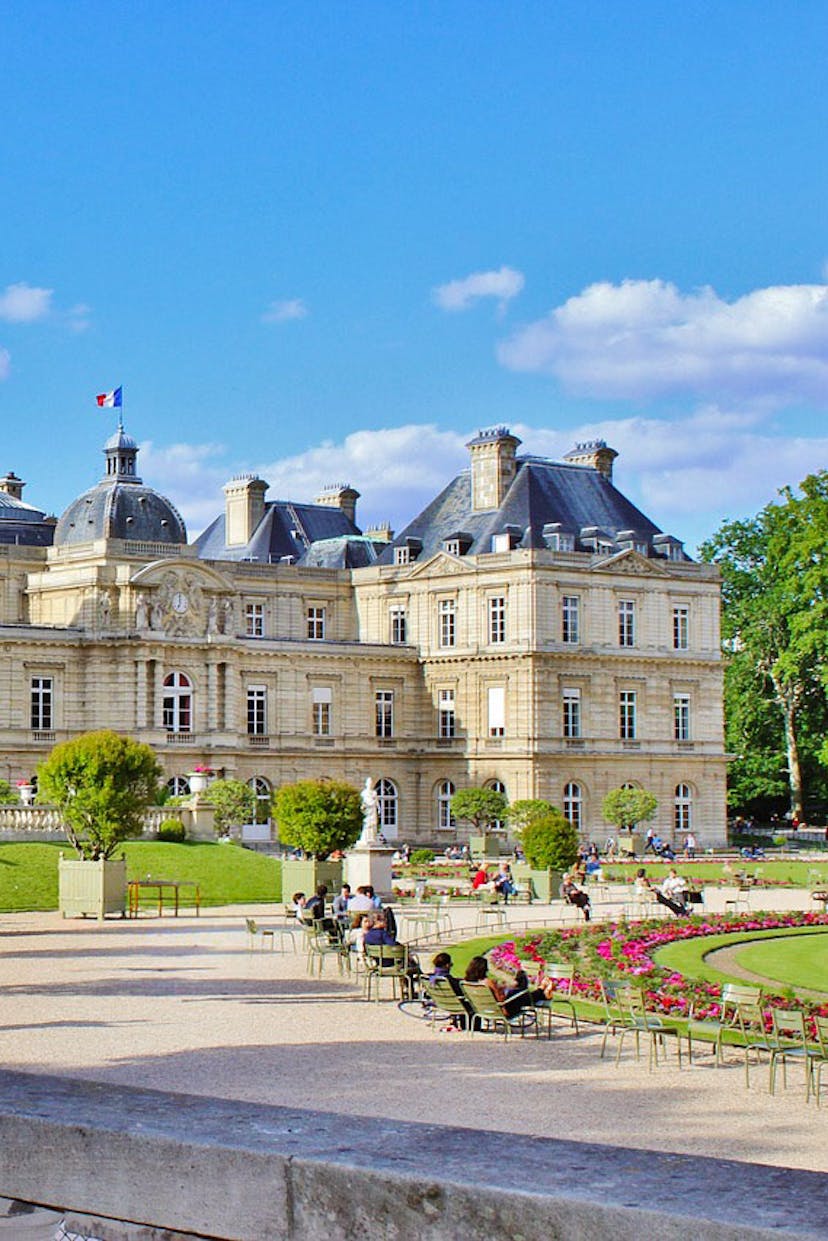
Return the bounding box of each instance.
[0,423,726,845]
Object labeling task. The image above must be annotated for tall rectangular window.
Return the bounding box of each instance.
[31,677,52,730]
[247,685,267,735]
[439,599,456,648]
[375,690,394,738]
[389,605,407,644]
[674,693,691,741]
[307,606,326,640]
[312,687,332,736]
[562,595,580,644]
[562,687,581,739]
[673,605,689,650]
[438,688,456,738]
[245,602,264,638]
[619,599,636,647]
[489,596,506,644]
[487,686,505,737]
[619,690,637,740]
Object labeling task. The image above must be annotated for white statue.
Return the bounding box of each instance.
[135,593,148,629]
[222,597,235,634]
[206,597,218,635]
[359,777,379,845]
[99,590,112,627]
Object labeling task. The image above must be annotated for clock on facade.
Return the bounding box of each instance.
[171,591,189,614]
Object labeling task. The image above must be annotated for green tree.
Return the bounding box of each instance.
[701,473,828,817]
[450,786,508,832]
[505,798,555,834]
[274,778,362,859]
[37,730,161,860]
[602,786,658,833]
[0,780,19,804]
[208,779,256,835]
[520,810,579,871]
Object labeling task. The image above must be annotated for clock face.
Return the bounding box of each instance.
[171,591,189,615]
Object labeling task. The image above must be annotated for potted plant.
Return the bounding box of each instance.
[451,786,509,858]
[602,786,659,858]
[16,779,33,805]
[513,807,579,902]
[274,778,362,897]
[207,778,256,840]
[37,730,161,919]
[188,764,215,794]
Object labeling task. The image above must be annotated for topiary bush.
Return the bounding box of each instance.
[410,848,435,864]
[521,810,580,872]
[157,818,186,843]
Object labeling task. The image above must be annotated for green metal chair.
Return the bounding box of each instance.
[769,1009,821,1097]
[423,978,471,1031]
[809,1016,828,1105]
[305,921,346,977]
[363,943,410,1002]
[537,963,580,1036]
[460,981,537,1040]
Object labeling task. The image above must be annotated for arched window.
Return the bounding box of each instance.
[166,775,190,797]
[437,780,455,831]
[247,776,272,824]
[163,672,192,733]
[486,778,507,830]
[674,783,692,835]
[375,778,398,838]
[563,782,583,834]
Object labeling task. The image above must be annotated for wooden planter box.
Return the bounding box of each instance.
[513,864,563,903]
[58,855,127,920]
[280,858,343,903]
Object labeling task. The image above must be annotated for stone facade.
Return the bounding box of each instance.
[0,425,726,846]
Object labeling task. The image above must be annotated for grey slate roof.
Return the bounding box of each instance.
[378,456,676,564]
[54,481,187,546]
[192,500,364,565]
[0,492,55,547]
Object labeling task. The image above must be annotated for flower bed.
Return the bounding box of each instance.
[490,911,828,1030]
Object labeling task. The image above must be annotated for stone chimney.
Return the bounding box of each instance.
[466,427,522,512]
[315,483,360,526]
[364,520,393,543]
[563,440,618,481]
[223,475,269,547]
[0,472,24,501]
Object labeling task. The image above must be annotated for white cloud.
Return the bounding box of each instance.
[498,279,828,405]
[433,266,524,313]
[138,413,828,555]
[261,298,308,323]
[0,282,53,323]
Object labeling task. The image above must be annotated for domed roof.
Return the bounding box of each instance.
[54,422,187,547]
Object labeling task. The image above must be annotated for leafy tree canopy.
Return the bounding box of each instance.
[450,786,508,831]
[37,730,161,860]
[208,779,256,834]
[520,810,579,871]
[274,779,362,859]
[701,471,828,817]
[506,799,556,834]
[0,780,19,804]
[602,786,658,832]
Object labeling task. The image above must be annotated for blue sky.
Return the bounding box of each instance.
[2,1,828,550]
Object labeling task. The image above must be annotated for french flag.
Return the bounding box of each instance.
[96,387,122,408]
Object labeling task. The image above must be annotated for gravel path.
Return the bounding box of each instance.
[0,904,825,1178]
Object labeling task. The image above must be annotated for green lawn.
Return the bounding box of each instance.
[734,932,828,994]
[653,925,828,995]
[0,841,281,911]
[602,860,828,886]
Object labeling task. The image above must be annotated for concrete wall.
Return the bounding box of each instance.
[0,1070,823,1241]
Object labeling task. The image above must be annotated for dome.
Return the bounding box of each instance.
[54,421,187,547]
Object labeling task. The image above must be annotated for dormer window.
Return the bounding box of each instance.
[543,523,575,552]
[444,540,460,557]
[443,531,473,557]
[490,525,522,553]
[394,546,411,566]
[652,534,685,562]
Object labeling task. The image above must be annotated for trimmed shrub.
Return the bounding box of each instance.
[157,819,186,843]
[410,848,435,864]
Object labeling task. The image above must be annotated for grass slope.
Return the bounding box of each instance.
[653,925,828,994]
[733,932,828,994]
[0,841,281,912]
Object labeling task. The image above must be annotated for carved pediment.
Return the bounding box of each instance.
[405,551,465,580]
[130,559,237,635]
[593,549,672,577]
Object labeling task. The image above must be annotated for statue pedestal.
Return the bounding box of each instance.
[344,843,394,901]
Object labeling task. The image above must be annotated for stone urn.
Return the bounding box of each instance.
[17,783,34,806]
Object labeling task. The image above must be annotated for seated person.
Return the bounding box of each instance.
[332,884,352,920]
[657,868,689,916]
[471,866,490,890]
[304,883,338,935]
[428,951,462,994]
[560,873,591,921]
[346,913,373,956]
[493,863,517,903]
[364,913,419,996]
[463,955,541,1017]
[291,891,307,924]
[347,885,375,916]
[634,867,654,899]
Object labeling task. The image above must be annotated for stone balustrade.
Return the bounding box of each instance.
[0,805,170,838]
